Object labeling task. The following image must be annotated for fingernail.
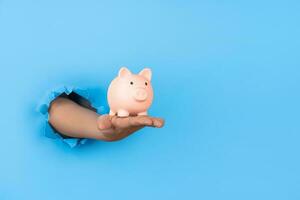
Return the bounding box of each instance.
[154,121,162,127]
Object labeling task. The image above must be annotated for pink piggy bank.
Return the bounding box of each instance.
[107,67,154,117]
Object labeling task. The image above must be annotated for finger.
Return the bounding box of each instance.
[97,115,113,130]
[111,116,153,128]
[111,116,132,128]
[152,118,165,128]
[145,117,165,128]
[129,116,153,127]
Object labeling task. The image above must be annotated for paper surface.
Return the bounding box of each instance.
[36,85,102,148]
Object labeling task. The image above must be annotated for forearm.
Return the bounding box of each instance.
[48,97,107,140]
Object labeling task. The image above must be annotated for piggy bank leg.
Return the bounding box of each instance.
[137,111,148,116]
[109,110,116,116]
[117,109,129,117]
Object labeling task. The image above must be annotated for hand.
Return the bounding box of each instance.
[97,115,165,141]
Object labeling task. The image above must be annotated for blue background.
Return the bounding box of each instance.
[0,0,299,199]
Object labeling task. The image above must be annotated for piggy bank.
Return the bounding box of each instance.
[107,67,153,117]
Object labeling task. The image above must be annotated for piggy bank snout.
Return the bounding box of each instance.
[133,88,148,101]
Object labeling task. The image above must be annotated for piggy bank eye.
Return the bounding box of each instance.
[130,81,134,85]
[145,82,148,86]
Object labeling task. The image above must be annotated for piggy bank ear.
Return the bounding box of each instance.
[118,67,132,78]
[139,68,152,81]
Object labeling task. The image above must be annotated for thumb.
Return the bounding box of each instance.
[97,115,113,130]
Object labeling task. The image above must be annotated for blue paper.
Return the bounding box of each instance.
[36,85,103,148]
